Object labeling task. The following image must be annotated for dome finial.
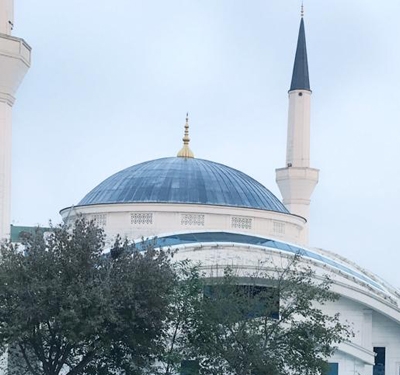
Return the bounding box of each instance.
[301,2,304,17]
[177,113,194,158]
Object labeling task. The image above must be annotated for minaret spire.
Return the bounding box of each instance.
[290,16,310,91]
[177,113,194,158]
[276,14,319,244]
[0,0,31,239]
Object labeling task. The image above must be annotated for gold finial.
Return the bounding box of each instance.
[177,113,194,158]
[301,2,304,17]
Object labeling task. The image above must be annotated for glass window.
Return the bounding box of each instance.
[180,360,199,375]
[326,363,338,375]
[204,285,279,320]
[373,347,385,375]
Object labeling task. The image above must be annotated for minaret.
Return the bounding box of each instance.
[275,10,319,244]
[0,0,31,239]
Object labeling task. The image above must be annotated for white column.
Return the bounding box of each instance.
[0,0,13,35]
[0,100,13,239]
[276,89,319,244]
[0,18,31,239]
[286,90,311,167]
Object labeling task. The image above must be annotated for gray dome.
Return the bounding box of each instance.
[78,157,288,213]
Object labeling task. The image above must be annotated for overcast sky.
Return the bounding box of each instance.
[10,0,400,286]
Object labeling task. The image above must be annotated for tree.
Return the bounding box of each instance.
[181,255,351,375]
[0,221,351,375]
[0,218,176,375]
[160,262,203,375]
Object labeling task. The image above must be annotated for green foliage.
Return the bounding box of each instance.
[0,219,175,375]
[161,262,204,375]
[174,256,351,375]
[0,221,350,375]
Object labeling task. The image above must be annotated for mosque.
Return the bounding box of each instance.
[1,2,400,375]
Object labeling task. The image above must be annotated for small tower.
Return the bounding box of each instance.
[0,0,31,239]
[276,12,319,244]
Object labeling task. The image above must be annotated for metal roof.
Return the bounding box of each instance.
[78,157,288,213]
[290,18,310,91]
[143,231,389,295]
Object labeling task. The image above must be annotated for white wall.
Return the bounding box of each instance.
[61,202,306,245]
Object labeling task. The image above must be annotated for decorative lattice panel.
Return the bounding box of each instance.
[91,213,107,227]
[231,217,252,230]
[131,213,153,225]
[273,221,285,234]
[181,214,205,226]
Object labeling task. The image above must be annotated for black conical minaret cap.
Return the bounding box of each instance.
[290,18,310,91]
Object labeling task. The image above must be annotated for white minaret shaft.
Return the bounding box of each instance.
[286,89,311,167]
[0,0,13,35]
[276,16,319,244]
[0,0,31,239]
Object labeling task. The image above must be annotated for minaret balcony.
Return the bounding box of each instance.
[0,33,31,104]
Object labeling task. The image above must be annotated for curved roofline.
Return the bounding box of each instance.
[61,201,303,218]
[134,230,393,298]
[74,156,289,214]
[314,246,400,300]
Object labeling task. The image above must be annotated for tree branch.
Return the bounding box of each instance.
[18,343,41,375]
[54,343,73,375]
[65,350,97,375]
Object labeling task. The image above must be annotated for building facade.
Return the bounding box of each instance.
[2,3,400,375]
[58,15,400,375]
